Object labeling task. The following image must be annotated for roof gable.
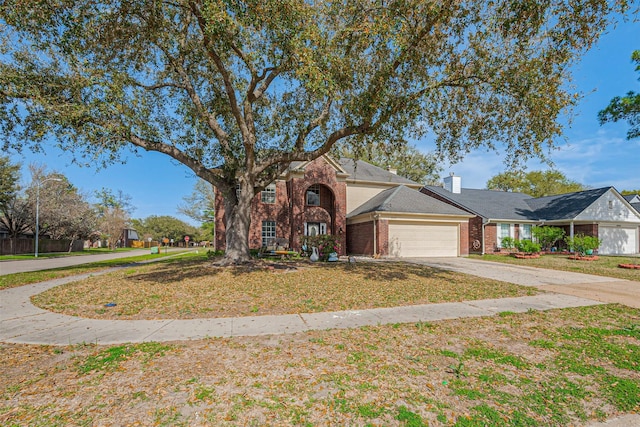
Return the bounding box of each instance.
[524,187,611,221]
[348,185,471,218]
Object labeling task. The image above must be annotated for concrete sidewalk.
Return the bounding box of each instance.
[0,270,604,345]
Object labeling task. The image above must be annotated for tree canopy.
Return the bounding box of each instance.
[131,215,199,242]
[486,170,586,198]
[335,142,441,185]
[0,155,20,209]
[599,50,640,140]
[0,0,631,262]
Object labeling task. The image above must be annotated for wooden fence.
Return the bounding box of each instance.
[0,238,84,255]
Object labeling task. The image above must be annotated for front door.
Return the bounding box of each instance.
[305,222,327,236]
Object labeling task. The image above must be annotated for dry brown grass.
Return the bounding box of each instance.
[2,304,639,426]
[31,258,537,319]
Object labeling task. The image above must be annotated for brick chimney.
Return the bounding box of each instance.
[443,172,461,194]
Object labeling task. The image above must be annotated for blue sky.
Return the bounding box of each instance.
[8,17,639,225]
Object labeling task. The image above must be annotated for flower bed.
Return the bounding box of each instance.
[568,255,599,261]
[618,264,640,270]
[513,253,541,259]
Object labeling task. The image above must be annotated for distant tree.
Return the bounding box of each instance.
[178,180,216,225]
[132,215,198,244]
[0,1,628,263]
[95,188,133,250]
[598,50,640,140]
[621,189,640,196]
[335,142,441,185]
[486,170,585,197]
[0,195,32,253]
[0,156,20,209]
[25,165,95,246]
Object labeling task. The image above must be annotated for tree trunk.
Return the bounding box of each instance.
[221,184,254,264]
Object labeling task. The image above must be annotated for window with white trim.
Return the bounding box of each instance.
[497,223,512,247]
[261,220,276,247]
[520,224,532,240]
[261,183,276,204]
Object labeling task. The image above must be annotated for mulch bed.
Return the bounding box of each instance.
[618,264,640,270]
[568,255,599,261]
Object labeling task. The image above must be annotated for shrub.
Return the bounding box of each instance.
[532,226,565,251]
[500,237,516,250]
[564,234,600,256]
[515,239,541,254]
[206,249,225,259]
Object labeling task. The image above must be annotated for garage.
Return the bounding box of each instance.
[388,221,459,257]
[599,225,638,255]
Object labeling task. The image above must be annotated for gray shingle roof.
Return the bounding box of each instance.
[347,185,471,218]
[338,158,419,185]
[624,194,640,204]
[423,185,615,221]
[524,187,611,221]
[423,185,536,220]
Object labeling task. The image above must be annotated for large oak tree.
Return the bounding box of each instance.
[0,0,632,263]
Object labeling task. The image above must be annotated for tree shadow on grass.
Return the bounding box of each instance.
[332,261,453,282]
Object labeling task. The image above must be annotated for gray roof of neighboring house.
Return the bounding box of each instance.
[423,185,535,220]
[423,185,615,222]
[624,194,640,204]
[523,187,612,221]
[338,158,419,185]
[631,202,640,214]
[347,185,471,218]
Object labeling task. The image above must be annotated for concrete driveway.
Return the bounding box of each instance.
[405,257,640,309]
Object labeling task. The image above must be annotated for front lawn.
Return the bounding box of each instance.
[472,254,640,281]
[2,304,639,426]
[0,251,194,290]
[31,257,537,319]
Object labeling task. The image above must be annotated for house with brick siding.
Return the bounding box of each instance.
[421,175,640,255]
[214,155,472,257]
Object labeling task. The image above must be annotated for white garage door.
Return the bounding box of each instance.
[599,226,638,255]
[388,222,459,257]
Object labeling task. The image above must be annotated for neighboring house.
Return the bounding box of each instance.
[422,175,640,255]
[213,155,471,257]
[624,194,640,214]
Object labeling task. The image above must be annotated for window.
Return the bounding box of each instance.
[306,184,320,206]
[261,183,276,204]
[261,221,276,247]
[305,222,326,236]
[520,224,532,240]
[497,223,512,247]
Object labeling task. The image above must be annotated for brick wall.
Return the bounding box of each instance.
[215,157,347,254]
[346,221,374,255]
[484,223,499,253]
[459,221,469,256]
[468,216,483,254]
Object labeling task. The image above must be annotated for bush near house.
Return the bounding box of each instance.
[515,239,541,254]
[565,234,601,256]
[532,226,566,251]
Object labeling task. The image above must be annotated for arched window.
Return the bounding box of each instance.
[306,184,320,206]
